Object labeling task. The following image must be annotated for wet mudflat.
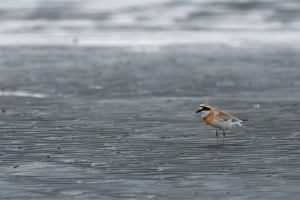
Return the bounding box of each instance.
[1,42,300,199]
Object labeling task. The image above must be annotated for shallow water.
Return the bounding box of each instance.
[1,0,300,45]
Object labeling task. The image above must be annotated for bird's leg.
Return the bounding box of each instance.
[221,129,226,146]
[215,129,219,145]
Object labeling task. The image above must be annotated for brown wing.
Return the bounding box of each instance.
[215,109,240,122]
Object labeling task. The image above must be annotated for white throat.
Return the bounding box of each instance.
[201,110,210,118]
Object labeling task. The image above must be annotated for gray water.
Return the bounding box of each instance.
[1,0,300,45]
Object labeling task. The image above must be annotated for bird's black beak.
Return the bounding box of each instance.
[195,108,202,113]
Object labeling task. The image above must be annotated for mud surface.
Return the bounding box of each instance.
[0,42,300,199]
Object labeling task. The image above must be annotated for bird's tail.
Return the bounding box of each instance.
[236,119,247,127]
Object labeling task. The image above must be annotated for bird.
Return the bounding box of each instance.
[195,104,245,146]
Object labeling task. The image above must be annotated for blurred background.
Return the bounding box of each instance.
[1,1,300,199]
[1,0,300,46]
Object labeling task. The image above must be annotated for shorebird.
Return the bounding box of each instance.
[195,104,245,146]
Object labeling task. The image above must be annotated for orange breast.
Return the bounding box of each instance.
[202,111,215,125]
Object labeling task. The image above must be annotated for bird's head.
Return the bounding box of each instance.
[195,104,212,114]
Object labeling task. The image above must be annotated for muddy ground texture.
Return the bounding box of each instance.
[0,43,300,199]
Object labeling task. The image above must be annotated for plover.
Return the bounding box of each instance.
[196,104,245,146]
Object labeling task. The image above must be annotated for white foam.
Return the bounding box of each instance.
[0,31,299,47]
[0,91,47,98]
[88,85,103,90]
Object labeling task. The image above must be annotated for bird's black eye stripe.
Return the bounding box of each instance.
[202,107,210,111]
